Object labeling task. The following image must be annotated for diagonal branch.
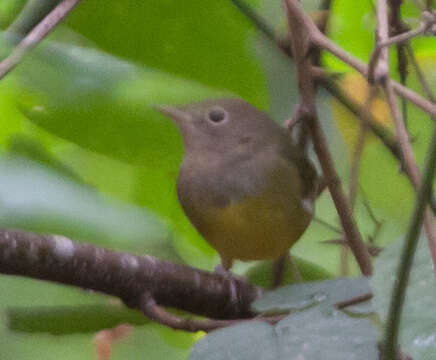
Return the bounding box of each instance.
[373,1,436,272]
[367,0,390,83]
[289,8,436,116]
[0,0,83,80]
[378,10,436,48]
[228,0,436,216]
[284,0,372,276]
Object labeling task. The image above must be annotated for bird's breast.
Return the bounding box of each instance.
[176,153,314,262]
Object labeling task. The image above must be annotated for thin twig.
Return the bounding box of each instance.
[0,0,83,80]
[313,217,342,234]
[378,10,436,48]
[389,0,410,130]
[378,23,426,48]
[229,0,276,42]
[285,0,373,276]
[405,44,436,270]
[384,79,436,272]
[335,293,373,309]
[406,45,435,103]
[229,0,436,216]
[367,0,390,83]
[349,90,375,208]
[372,0,436,271]
[382,129,436,359]
[140,293,285,332]
[342,90,374,276]
[307,18,436,116]
[321,76,436,214]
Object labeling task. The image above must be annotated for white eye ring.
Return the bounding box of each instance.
[206,106,227,123]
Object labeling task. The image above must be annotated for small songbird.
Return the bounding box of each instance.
[157,98,318,271]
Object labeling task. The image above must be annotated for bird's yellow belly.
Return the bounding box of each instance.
[198,190,311,263]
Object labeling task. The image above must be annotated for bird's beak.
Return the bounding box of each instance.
[154,105,192,124]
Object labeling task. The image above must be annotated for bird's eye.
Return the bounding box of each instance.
[206,107,227,123]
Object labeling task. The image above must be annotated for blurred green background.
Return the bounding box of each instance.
[0,0,435,359]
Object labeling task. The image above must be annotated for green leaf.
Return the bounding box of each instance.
[0,0,25,28]
[66,0,267,108]
[14,42,228,169]
[253,277,371,314]
[189,307,379,360]
[6,134,86,184]
[6,305,148,334]
[371,236,436,360]
[0,157,179,259]
[0,318,193,360]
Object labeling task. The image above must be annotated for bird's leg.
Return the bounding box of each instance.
[214,256,233,275]
[272,254,287,289]
[272,252,303,288]
[214,257,239,305]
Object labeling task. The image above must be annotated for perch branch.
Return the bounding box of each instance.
[0,229,261,322]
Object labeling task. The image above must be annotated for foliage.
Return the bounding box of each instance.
[0,0,435,359]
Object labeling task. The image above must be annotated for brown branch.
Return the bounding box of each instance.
[379,23,426,47]
[380,10,436,48]
[389,0,410,130]
[0,0,83,80]
[349,91,374,208]
[285,0,372,276]
[140,292,285,332]
[335,293,373,309]
[406,45,435,104]
[305,14,436,116]
[229,0,436,217]
[320,76,436,214]
[0,229,261,320]
[367,0,390,83]
[341,91,373,276]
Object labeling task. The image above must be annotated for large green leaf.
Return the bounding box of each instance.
[253,277,371,314]
[190,307,378,360]
[371,236,436,360]
[6,305,148,334]
[66,0,267,108]
[12,42,227,169]
[0,157,177,258]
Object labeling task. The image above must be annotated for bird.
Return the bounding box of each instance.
[156,98,318,272]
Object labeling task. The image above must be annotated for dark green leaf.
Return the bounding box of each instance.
[66,0,267,107]
[253,277,371,314]
[0,157,180,260]
[190,307,379,360]
[371,236,436,360]
[7,134,86,184]
[6,305,148,334]
[15,42,227,169]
